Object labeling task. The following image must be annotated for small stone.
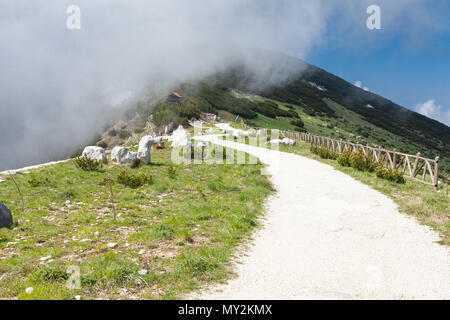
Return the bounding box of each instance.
[80,238,91,242]
[25,287,34,294]
[75,295,81,300]
[138,249,145,255]
[138,269,148,275]
[40,255,51,261]
[94,232,100,237]
[107,243,118,248]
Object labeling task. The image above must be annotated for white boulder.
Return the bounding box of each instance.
[282,137,296,146]
[137,136,153,164]
[171,126,191,148]
[82,146,107,163]
[112,147,141,166]
[268,138,296,146]
[268,139,284,145]
[111,147,130,164]
[127,151,140,166]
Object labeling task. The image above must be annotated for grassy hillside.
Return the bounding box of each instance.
[0,147,272,299]
[135,55,449,175]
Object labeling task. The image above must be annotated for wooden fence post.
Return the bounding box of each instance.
[393,149,397,170]
[412,153,420,177]
[433,157,439,190]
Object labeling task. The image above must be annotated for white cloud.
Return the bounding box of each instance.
[415,99,450,126]
[354,80,369,91]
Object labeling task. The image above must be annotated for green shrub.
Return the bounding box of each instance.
[117,170,153,188]
[337,150,352,167]
[290,119,304,128]
[152,224,175,240]
[108,128,117,137]
[28,177,50,187]
[167,166,177,179]
[310,145,337,160]
[119,130,131,139]
[134,128,144,134]
[34,266,68,282]
[349,150,376,172]
[375,165,406,184]
[74,156,102,172]
[97,141,108,149]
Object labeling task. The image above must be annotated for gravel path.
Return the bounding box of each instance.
[191,124,450,300]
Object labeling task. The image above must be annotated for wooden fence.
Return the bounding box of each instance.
[282,131,440,190]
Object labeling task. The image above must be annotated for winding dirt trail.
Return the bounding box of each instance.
[191,124,450,300]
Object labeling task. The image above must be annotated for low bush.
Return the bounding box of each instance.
[119,130,131,139]
[349,150,376,172]
[375,165,406,184]
[74,156,102,172]
[108,128,117,137]
[310,145,337,160]
[28,177,50,187]
[97,141,108,149]
[290,119,304,128]
[117,170,153,188]
[337,150,352,167]
[167,166,177,179]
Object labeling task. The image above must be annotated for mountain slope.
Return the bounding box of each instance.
[121,54,450,174]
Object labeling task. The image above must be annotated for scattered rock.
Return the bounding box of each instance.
[111,146,131,164]
[0,202,13,228]
[268,138,296,146]
[137,136,153,164]
[25,287,34,294]
[75,295,81,300]
[138,249,145,255]
[112,146,141,166]
[138,269,148,275]
[107,242,118,248]
[82,146,107,163]
[282,137,296,146]
[40,255,52,261]
[171,126,191,148]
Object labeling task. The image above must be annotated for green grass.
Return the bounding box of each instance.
[0,147,272,300]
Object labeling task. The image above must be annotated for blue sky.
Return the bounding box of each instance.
[305,1,450,126]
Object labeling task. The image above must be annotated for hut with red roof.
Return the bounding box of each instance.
[167,92,184,104]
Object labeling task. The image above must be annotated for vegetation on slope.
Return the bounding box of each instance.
[133,57,448,174]
[0,148,272,299]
